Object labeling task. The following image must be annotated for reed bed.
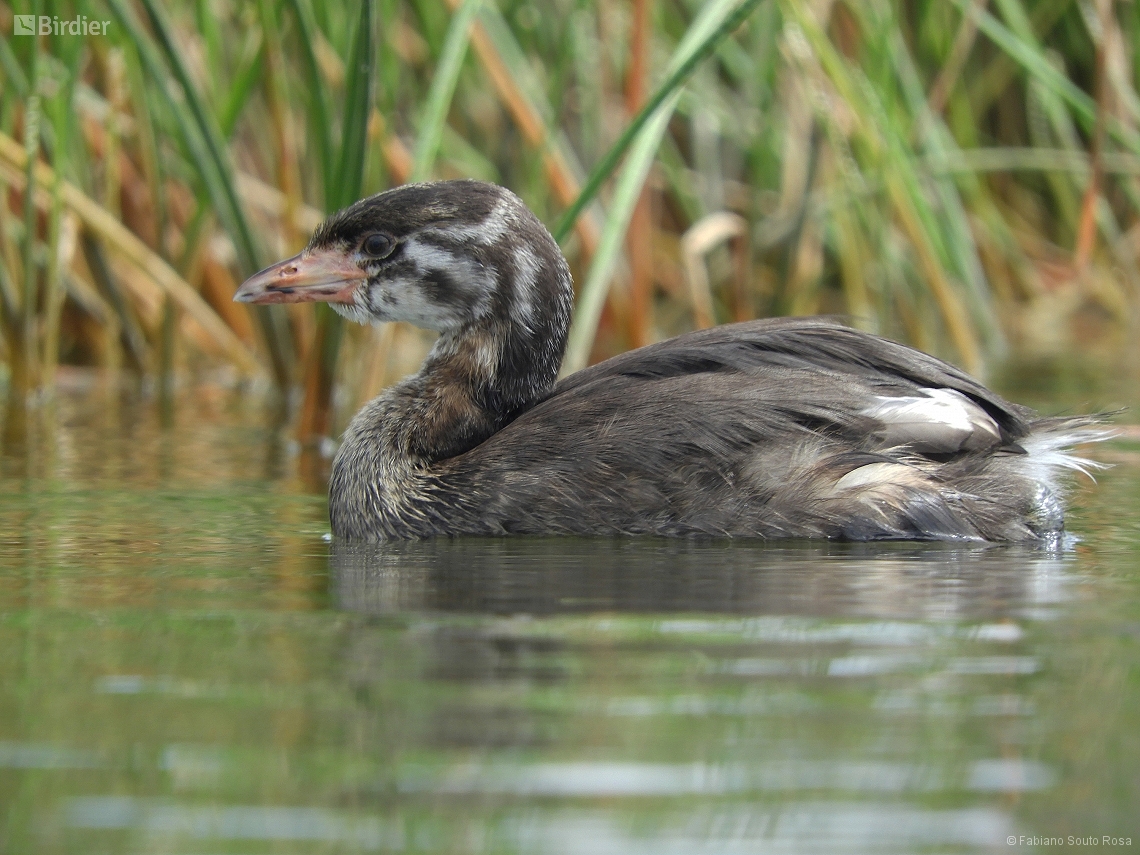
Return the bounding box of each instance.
[2,0,1139,442]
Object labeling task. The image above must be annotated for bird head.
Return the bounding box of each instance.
[235,180,572,340]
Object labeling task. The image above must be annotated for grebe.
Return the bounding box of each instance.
[236,180,1106,542]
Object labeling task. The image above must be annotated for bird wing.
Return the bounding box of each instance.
[550,318,1030,443]
[434,319,1038,539]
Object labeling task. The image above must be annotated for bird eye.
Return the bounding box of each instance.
[362,233,394,258]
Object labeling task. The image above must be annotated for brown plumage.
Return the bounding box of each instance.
[236,180,1107,542]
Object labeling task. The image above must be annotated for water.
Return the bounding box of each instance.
[2,376,1138,854]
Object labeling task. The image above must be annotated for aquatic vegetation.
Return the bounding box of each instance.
[1,0,1138,440]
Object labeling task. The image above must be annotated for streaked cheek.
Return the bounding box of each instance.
[403,287,469,330]
[368,279,465,331]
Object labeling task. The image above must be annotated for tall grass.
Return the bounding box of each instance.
[1,0,1138,442]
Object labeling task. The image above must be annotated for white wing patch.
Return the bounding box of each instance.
[863,388,1002,453]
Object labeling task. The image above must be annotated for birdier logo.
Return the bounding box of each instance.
[13,15,111,36]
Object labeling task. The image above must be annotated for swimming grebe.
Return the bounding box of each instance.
[236,180,1106,542]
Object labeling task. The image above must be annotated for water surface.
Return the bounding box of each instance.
[2,376,1138,853]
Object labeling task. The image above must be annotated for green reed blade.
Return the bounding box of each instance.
[410,0,482,183]
[0,37,29,98]
[889,26,1000,355]
[962,0,1140,154]
[129,0,262,272]
[107,0,295,385]
[301,0,378,441]
[562,0,761,371]
[219,37,266,138]
[20,0,42,395]
[330,0,376,211]
[285,0,336,202]
[562,99,676,374]
[553,0,765,243]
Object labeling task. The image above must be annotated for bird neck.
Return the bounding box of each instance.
[392,307,567,462]
[336,203,574,479]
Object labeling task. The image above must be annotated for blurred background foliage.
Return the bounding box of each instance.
[1,0,1139,445]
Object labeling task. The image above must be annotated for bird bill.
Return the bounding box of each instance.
[234,249,367,305]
